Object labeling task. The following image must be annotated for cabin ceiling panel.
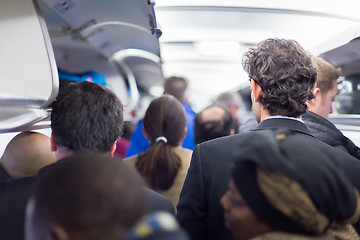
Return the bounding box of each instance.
[155,8,356,50]
[154,1,360,110]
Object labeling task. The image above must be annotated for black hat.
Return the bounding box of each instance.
[230,129,360,235]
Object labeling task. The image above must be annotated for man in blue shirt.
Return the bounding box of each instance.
[126,77,195,157]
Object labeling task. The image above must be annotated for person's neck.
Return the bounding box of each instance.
[55,147,113,161]
[54,146,74,161]
[260,111,271,122]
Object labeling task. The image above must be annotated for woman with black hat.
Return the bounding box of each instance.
[221,130,360,240]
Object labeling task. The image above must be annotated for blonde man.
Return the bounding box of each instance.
[303,57,360,159]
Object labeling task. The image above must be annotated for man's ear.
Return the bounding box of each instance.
[312,82,318,93]
[109,141,117,157]
[50,224,70,240]
[250,79,262,102]
[50,132,57,152]
[307,87,321,106]
[313,87,320,96]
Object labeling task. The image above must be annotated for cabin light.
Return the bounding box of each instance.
[196,40,241,57]
[149,86,164,96]
[111,49,161,63]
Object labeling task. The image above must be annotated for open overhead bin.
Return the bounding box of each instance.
[0,0,58,132]
[40,0,162,57]
[0,0,164,132]
[38,0,164,113]
[314,23,360,76]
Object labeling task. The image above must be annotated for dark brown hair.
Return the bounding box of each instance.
[31,153,145,240]
[136,94,186,190]
[51,82,123,153]
[243,38,317,117]
[194,104,234,144]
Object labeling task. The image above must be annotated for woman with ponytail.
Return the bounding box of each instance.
[125,94,192,211]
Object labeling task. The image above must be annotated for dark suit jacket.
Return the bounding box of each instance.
[0,166,12,183]
[0,163,174,240]
[176,117,360,240]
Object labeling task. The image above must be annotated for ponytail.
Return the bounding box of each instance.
[136,141,181,190]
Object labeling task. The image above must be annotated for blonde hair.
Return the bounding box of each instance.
[312,57,341,94]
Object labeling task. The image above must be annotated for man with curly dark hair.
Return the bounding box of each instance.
[243,38,316,120]
[177,38,360,240]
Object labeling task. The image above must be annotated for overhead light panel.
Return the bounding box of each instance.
[196,40,241,57]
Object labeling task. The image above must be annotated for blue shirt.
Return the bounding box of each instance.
[126,102,196,157]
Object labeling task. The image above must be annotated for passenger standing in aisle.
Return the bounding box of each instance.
[126,76,195,157]
[177,38,360,240]
[25,153,146,240]
[303,56,360,159]
[125,94,192,212]
[194,104,235,144]
[221,130,360,240]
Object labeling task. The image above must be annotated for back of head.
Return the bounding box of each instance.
[51,82,123,153]
[163,76,188,102]
[194,104,234,144]
[312,56,341,94]
[142,94,186,146]
[0,132,54,179]
[214,92,243,110]
[136,94,186,190]
[230,130,360,237]
[26,153,146,240]
[243,38,317,117]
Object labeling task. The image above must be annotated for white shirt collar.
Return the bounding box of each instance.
[265,115,304,123]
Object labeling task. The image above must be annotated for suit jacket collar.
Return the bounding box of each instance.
[0,166,11,183]
[254,117,313,137]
